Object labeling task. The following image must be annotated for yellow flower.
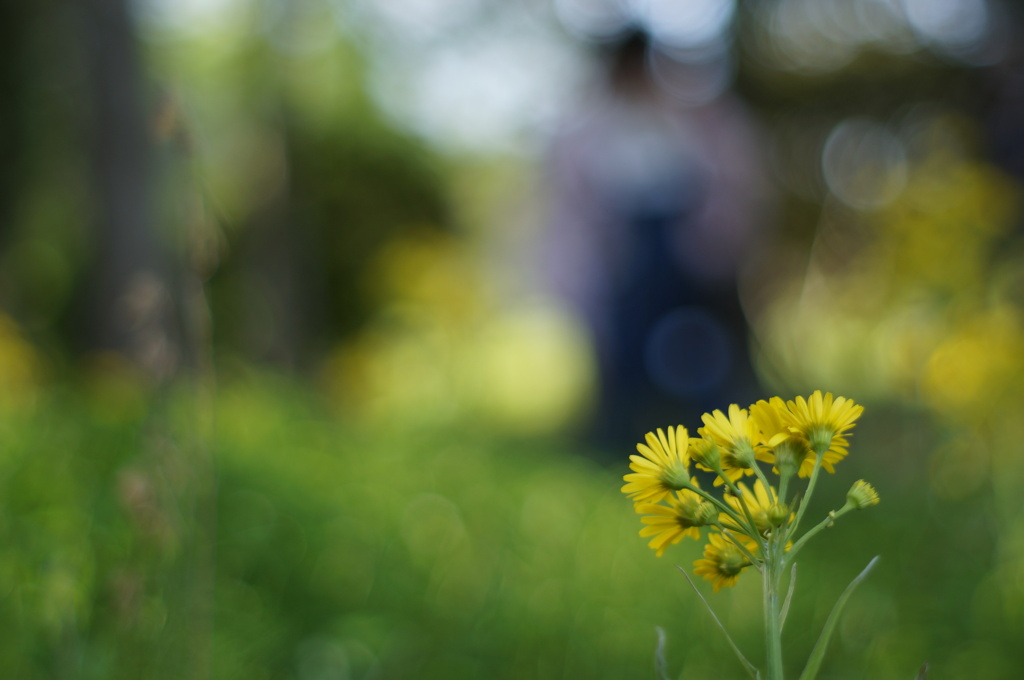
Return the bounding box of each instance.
[786,391,863,462]
[750,397,813,476]
[753,392,862,477]
[750,397,794,447]
[694,532,752,592]
[723,480,787,534]
[636,485,714,557]
[697,405,772,485]
[622,426,691,505]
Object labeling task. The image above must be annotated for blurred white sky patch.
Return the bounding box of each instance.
[903,0,988,49]
[366,24,585,156]
[901,0,1009,65]
[367,0,484,42]
[634,0,735,51]
[340,0,586,154]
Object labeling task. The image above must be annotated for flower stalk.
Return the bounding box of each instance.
[764,540,785,680]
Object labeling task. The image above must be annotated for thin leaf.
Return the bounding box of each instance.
[654,627,671,680]
[676,565,761,680]
[780,562,797,632]
[914,663,929,680]
[798,556,880,680]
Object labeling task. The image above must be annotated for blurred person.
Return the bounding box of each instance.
[542,28,773,454]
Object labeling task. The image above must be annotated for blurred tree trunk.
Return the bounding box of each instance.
[78,0,179,380]
[78,5,216,680]
[0,2,30,250]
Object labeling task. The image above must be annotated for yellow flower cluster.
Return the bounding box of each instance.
[622,391,872,591]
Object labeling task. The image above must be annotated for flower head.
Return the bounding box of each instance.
[749,397,789,445]
[753,392,862,477]
[786,391,863,461]
[723,480,788,534]
[693,532,752,592]
[697,405,772,485]
[636,482,713,556]
[750,397,812,476]
[622,426,691,505]
[687,436,721,470]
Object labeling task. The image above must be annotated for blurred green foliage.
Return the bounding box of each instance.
[0,371,698,679]
[0,362,1017,679]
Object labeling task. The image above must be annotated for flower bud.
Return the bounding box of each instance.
[847,480,879,509]
[767,502,790,527]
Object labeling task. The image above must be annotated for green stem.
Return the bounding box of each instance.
[751,463,774,498]
[790,451,825,536]
[775,467,794,548]
[778,467,793,508]
[779,562,797,632]
[763,536,784,680]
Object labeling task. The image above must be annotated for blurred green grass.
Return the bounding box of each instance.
[0,373,1018,679]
